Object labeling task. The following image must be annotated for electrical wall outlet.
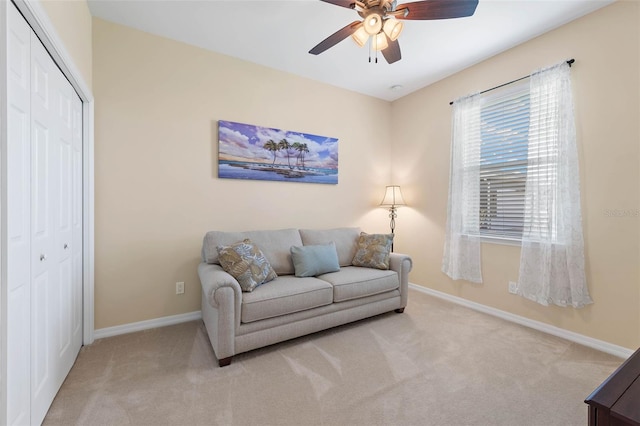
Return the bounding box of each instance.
[176,282,185,295]
[508,281,518,294]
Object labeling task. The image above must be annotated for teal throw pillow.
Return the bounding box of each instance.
[291,242,340,277]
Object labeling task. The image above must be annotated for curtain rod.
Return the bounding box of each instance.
[448,59,574,105]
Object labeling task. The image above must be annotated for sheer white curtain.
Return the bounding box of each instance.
[442,94,483,283]
[517,62,592,307]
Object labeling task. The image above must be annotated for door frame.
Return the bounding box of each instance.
[0,4,95,418]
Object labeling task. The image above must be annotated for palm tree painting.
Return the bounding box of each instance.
[292,142,309,169]
[263,139,279,165]
[278,139,294,170]
[218,120,338,184]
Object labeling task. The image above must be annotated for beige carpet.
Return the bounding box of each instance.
[43,289,624,426]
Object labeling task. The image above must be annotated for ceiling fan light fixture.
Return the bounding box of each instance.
[383,17,403,41]
[373,32,388,51]
[363,12,383,35]
[310,0,480,63]
[352,26,369,47]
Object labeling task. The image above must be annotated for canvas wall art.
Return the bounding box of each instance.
[218,120,339,184]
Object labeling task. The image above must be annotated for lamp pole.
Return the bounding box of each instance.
[380,185,405,253]
[389,204,397,252]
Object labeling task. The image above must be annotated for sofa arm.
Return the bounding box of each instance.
[197,263,242,329]
[389,252,413,309]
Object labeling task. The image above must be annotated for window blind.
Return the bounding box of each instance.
[479,84,530,239]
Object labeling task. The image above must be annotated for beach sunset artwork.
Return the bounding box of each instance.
[218,120,339,184]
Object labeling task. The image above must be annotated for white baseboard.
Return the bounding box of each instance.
[93,287,634,359]
[409,284,634,359]
[93,311,202,340]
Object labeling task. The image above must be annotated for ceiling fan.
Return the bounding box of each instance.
[309,0,479,64]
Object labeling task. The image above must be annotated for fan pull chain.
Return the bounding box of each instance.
[368,34,378,64]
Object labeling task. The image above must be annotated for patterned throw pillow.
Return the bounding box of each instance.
[217,239,277,292]
[352,232,394,270]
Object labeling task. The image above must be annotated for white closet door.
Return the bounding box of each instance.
[7,3,83,424]
[71,93,83,355]
[6,4,32,424]
[30,26,62,425]
[53,63,83,391]
[29,17,82,426]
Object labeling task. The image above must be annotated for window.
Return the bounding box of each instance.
[478,82,530,240]
[444,62,591,307]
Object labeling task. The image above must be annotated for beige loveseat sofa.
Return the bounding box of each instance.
[198,227,412,366]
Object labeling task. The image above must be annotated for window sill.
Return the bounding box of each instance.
[480,235,522,247]
[461,233,522,246]
[464,234,522,247]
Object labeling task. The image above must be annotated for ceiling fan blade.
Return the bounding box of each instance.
[381,37,401,64]
[396,0,479,20]
[309,21,362,55]
[319,0,356,9]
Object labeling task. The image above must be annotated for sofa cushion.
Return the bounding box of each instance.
[217,239,278,292]
[291,243,340,277]
[352,232,394,270]
[299,227,360,267]
[241,275,333,323]
[318,266,399,302]
[203,228,302,275]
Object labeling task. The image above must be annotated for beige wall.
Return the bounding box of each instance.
[92,19,392,329]
[391,1,640,350]
[38,0,92,88]
[93,2,639,348]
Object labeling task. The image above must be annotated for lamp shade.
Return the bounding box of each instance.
[352,26,369,47]
[363,13,383,35]
[373,32,388,51]
[383,18,403,41]
[380,185,406,207]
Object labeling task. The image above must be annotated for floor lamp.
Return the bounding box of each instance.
[380,185,406,252]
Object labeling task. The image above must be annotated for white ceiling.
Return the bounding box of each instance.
[87,0,615,101]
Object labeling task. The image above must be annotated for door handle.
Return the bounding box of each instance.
[40,254,47,261]
[64,243,69,250]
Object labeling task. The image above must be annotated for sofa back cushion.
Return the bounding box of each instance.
[202,228,302,275]
[299,227,360,267]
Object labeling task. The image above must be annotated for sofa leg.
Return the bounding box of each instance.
[395,308,405,313]
[219,356,233,367]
